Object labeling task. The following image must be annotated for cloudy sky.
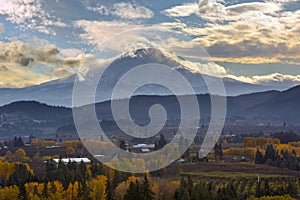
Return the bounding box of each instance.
[0,0,300,88]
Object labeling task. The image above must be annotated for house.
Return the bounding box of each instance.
[141,148,150,153]
[52,158,91,164]
[177,158,185,163]
[224,156,249,163]
[132,144,155,149]
[130,144,155,153]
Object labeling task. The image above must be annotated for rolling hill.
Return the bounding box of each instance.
[0,85,300,138]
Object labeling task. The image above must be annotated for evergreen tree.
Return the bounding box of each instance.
[191,183,209,200]
[17,137,25,147]
[219,143,223,160]
[255,149,264,164]
[214,143,223,161]
[124,182,135,200]
[18,183,29,200]
[264,179,270,196]
[105,176,114,200]
[255,181,263,197]
[12,136,25,147]
[57,168,67,188]
[264,145,277,162]
[50,181,57,195]
[76,161,90,199]
[216,188,226,200]
[78,180,91,200]
[42,182,49,199]
[154,142,159,151]
[141,174,154,200]
[175,178,187,200]
[8,163,35,186]
[45,159,57,182]
[158,134,167,149]
[181,189,191,200]
[90,162,105,178]
[187,176,193,196]
[224,183,237,200]
[287,181,298,197]
[113,170,126,187]
[78,160,89,182]
[124,181,140,200]
[13,137,18,147]
[119,140,126,151]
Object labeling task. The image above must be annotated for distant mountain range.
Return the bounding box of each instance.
[1,85,300,138]
[0,48,276,107]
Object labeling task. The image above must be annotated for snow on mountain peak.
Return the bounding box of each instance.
[122,48,169,60]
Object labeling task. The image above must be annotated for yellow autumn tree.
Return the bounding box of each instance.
[223,147,260,158]
[65,181,79,200]
[289,142,300,148]
[244,137,256,147]
[25,182,44,200]
[14,148,28,162]
[0,185,19,200]
[273,138,281,145]
[31,139,56,147]
[61,140,82,148]
[90,175,107,200]
[154,180,180,200]
[47,181,64,200]
[274,144,300,155]
[244,137,281,148]
[66,146,75,157]
[115,176,140,199]
[108,168,115,185]
[0,161,15,185]
[247,194,295,200]
[4,151,13,161]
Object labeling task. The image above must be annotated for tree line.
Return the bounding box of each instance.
[255,144,300,171]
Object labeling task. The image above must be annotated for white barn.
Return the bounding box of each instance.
[53,158,91,164]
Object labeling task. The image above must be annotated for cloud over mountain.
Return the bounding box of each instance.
[0,0,299,90]
[0,39,91,87]
[229,73,300,88]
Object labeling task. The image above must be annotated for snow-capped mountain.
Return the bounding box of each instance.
[0,48,273,107]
